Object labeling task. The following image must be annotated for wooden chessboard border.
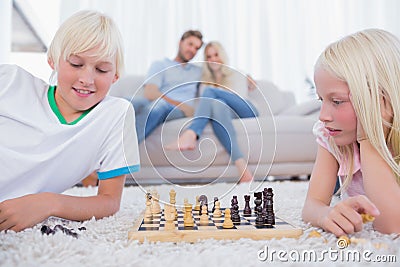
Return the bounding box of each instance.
[128,209,303,243]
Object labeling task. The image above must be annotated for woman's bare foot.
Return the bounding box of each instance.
[165,129,197,151]
[81,172,98,187]
[235,158,253,183]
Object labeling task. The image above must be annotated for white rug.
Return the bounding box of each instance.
[0,181,398,267]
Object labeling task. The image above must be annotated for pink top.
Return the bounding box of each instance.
[313,121,365,198]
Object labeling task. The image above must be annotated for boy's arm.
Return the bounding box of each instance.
[0,175,126,232]
[359,140,400,233]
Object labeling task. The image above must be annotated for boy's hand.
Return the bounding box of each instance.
[0,193,52,232]
[318,195,380,237]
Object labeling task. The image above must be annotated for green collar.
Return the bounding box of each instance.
[47,86,93,125]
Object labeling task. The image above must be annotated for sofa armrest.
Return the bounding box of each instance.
[279,99,321,116]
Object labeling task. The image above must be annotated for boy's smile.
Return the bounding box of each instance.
[50,48,118,123]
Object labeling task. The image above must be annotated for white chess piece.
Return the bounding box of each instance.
[222,208,234,229]
[164,204,175,231]
[151,189,161,214]
[144,194,153,223]
[213,200,222,218]
[199,205,209,225]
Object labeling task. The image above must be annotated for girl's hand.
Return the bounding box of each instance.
[318,195,380,237]
[0,193,53,232]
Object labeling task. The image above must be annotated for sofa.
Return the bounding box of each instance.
[110,75,321,184]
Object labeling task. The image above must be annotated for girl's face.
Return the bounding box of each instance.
[205,46,223,72]
[51,47,118,122]
[315,66,357,146]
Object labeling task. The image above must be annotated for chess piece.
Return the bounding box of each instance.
[199,205,209,225]
[254,192,262,213]
[194,196,201,211]
[151,189,161,215]
[144,193,153,223]
[213,200,222,218]
[198,195,208,215]
[164,204,175,231]
[265,188,275,225]
[222,208,234,229]
[262,188,268,213]
[230,196,240,223]
[243,195,251,216]
[183,203,194,227]
[169,189,177,219]
[212,197,218,213]
[255,205,264,226]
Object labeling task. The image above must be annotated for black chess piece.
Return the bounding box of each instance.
[262,188,268,213]
[243,195,251,216]
[212,197,218,213]
[253,192,262,213]
[255,205,264,227]
[264,188,275,225]
[231,196,240,223]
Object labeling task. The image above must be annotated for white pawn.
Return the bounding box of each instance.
[183,203,194,227]
[213,200,222,218]
[144,194,153,223]
[199,205,209,225]
[164,204,175,231]
[222,208,234,229]
[151,189,161,215]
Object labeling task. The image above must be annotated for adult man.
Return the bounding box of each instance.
[132,30,203,143]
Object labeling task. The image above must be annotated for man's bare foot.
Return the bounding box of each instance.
[82,172,98,187]
[235,158,254,183]
[165,129,197,151]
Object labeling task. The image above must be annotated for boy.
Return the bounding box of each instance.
[0,10,139,232]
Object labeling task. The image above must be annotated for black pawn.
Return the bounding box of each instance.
[231,196,240,223]
[243,195,251,216]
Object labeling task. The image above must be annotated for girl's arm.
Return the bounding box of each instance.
[302,145,379,236]
[0,175,126,232]
[302,145,340,228]
[360,140,400,233]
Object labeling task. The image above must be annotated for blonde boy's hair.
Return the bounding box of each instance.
[316,28,400,188]
[47,10,124,76]
[201,41,233,89]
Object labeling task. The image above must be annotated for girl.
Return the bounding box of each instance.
[302,29,400,236]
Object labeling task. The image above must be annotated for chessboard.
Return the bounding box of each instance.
[128,208,303,243]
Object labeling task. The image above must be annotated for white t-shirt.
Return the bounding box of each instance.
[0,64,140,201]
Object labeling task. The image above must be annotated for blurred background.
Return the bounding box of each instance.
[2,0,399,102]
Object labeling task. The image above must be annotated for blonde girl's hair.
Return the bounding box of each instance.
[201,41,233,89]
[47,10,124,77]
[316,28,400,189]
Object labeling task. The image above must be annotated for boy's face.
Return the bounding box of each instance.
[314,67,357,146]
[51,48,118,120]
